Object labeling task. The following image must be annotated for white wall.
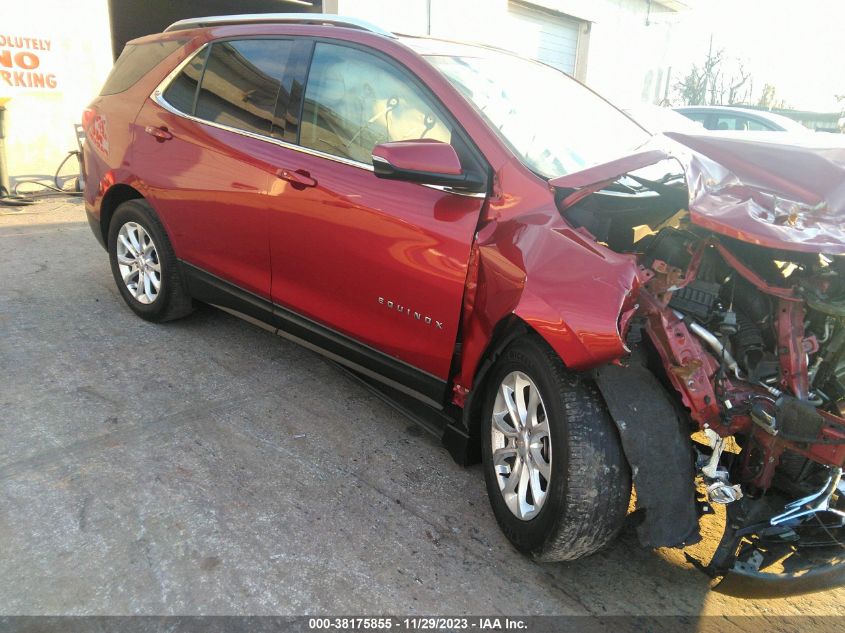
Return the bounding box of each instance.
[333,0,512,41]
[2,0,113,187]
[571,0,678,105]
[332,0,681,106]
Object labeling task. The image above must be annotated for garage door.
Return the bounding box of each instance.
[506,1,581,75]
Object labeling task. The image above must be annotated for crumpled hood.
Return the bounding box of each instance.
[551,130,845,254]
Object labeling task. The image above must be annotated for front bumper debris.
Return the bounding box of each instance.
[689,471,845,598]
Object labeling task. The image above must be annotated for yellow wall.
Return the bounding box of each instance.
[2,0,113,187]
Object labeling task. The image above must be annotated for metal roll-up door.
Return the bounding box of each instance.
[506,1,581,75]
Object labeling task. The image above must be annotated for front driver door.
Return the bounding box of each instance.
[267,41,487,403]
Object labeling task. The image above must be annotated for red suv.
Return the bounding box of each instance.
[83,14,845,596]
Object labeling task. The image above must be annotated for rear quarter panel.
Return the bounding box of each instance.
[82,33,205,229]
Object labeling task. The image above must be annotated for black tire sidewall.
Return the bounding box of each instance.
[107,200,174,321]
[481,340,571,555]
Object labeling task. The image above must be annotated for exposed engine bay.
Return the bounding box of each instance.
[559,156,845,597]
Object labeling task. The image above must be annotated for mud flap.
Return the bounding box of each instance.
[594,363,701,547]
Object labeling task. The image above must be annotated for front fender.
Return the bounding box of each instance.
[515,224,639,369]
[449,214,642,464]
[456,214,641,398]
[513,287,604,369]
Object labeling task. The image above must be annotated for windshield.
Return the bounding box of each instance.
[426,50,651,178]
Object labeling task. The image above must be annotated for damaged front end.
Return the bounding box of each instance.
[553,132,845,597]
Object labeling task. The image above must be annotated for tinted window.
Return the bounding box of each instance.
[194,39,293,136]
[300,43,452,164]
[746,118,772,131]
[100,39,185,96]
[162,46,208,114]
[682,111,708,124]
[713,116,738,131]
[712,115,773,131]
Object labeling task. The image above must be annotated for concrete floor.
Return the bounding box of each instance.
[1,198,844,623]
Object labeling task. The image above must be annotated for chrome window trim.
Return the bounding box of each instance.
[151,43,486,198]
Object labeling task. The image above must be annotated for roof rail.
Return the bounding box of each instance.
[163,13,394,37]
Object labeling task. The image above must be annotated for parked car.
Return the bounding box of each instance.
[623,104,705,134]
[675,105,812,132]
[83,13,845,597]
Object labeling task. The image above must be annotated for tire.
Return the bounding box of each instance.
[481,335,630,561]
[107,199,193,322]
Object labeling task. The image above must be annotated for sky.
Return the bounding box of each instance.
[669,0,844,111]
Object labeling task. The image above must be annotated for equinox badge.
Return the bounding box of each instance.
[378,297,444,330]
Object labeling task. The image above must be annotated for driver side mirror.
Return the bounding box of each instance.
[372,140,484,192]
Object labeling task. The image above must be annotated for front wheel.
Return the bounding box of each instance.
[481,335,630,561]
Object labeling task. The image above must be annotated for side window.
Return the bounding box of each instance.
[713,115,740,131]
[300,42,452,164]
[712,115,768,131]
[162,46,208,114]
[682,111,708,125]
[733,117,751,131]
[746,118,771,131]
[195,39,294,136]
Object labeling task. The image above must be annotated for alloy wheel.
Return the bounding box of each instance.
[116,221,161,305]
[490,371,552,520]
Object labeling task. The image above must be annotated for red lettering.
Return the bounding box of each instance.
[0,50,41,70]
[0,45,56,88]
[15,51,39,70]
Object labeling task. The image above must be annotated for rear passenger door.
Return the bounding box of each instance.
[266,41,487,399]
[134,38,296,299]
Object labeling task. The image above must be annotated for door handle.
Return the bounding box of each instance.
[144,125,173,142]
[276,168,317,189]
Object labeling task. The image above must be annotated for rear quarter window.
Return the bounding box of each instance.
[162,46,209,115]
[100,39,185,96]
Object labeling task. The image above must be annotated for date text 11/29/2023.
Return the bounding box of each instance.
[307,617,528,630]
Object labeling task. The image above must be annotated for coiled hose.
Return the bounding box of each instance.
[0,149,83,208]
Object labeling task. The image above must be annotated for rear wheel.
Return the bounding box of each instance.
[482,335,630,561]
[107,199,192,322]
